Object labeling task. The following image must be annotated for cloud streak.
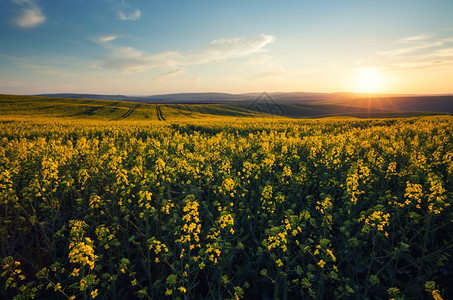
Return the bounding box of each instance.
[360,34,453,72]
[380,38,453,56]
[12,0,46,29]
[397,34,431,43]
[98,35,118,43]
[94,34,276,74]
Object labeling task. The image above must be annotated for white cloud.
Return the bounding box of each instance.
[12,0,46,29]
[96,47,179,73]
[193,34,275,63]
[117,0,141,21]
[432,47,453,57]
[94,34,276,74]
[98,35,118,43]
[380,40,449,56]
[118,9,141,21]
[375,35,453,71]
[397,34,431,43]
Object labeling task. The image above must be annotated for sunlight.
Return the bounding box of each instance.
[353,68,386,93]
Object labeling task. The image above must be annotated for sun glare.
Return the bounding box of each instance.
[353,68,386,93]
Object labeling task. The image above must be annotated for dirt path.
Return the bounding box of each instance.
[113,103,141,120]
[156,105,166,121]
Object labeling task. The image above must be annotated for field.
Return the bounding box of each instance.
[2,94,452,121]
[1,95,452,299]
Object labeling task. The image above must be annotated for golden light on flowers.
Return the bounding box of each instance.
[425,281,444,300]
[1,113,452,299]
[266,226,288,252]
[218,213,234,229]
[68,220,98,273]
[359,209,390,237]
[70,268,80,277]
[205,242,222,264]
[176,195,202,250]
[68,240,98,270]
[149,238,169,256]
[403,182,424,209]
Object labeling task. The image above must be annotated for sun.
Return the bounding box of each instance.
[353,68,386,93]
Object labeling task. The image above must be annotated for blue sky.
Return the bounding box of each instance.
[1,0,453,95]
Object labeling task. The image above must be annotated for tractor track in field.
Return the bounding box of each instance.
[113,103,141,120]
[156,105,166,121]
[174,104,192,117]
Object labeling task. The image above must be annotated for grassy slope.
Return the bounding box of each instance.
[0,94,449,121]
[0,94,288,121]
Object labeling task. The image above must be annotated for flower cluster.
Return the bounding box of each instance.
[176,195,201,251]
[148,237,169,263]
[68,220,98,270]
[425,281,443,300]
[266,226,288,253]
[1,256,25,289]
[218,212,234,231]
[427,175,449,215]
[359,208,390,237]
[68,239,97,270]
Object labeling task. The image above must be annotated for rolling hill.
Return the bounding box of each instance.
[1,93,452,121]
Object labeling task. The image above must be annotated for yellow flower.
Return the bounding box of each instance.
[318,259,326,268]
[326,249,336,262]
[219,213,234,229]
[70,268,80,277]
[222,178,235,192]
[80,278,87,290]
[91,289,98,299]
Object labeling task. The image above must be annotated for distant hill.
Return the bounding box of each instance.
[34,93,140,102]
[36,91,452,105]
[35,92,255,103]
[34,91,376,103]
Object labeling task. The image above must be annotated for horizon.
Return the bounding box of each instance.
[27,91,453,98]
[1,1,453,95]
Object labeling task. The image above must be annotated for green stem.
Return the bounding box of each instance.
[418,215,432,278]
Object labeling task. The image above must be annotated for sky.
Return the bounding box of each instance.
[1,0,453,95]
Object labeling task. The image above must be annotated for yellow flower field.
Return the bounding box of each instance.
[1,116,452,299]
